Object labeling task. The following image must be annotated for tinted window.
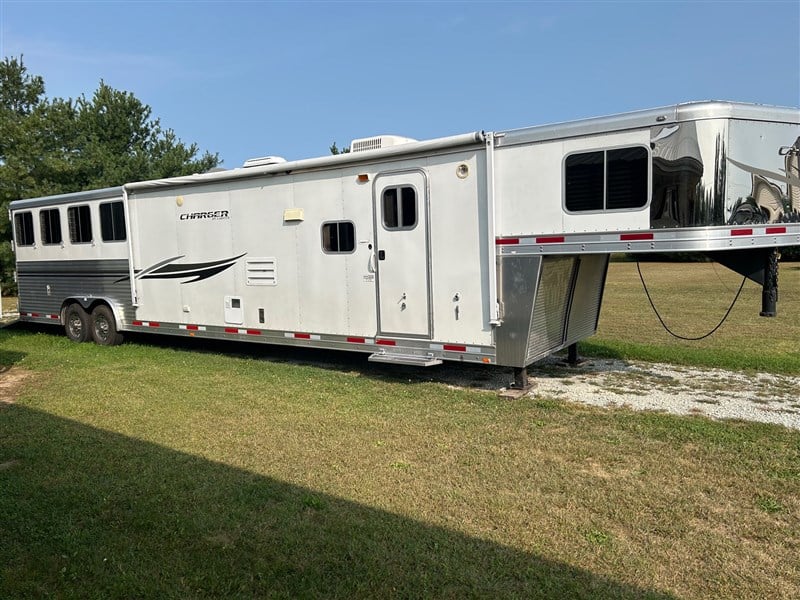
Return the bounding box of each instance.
[68,205,93,244]
[100,201,126,241]
[382,186,417,229]
[14,212,35,246]
[565,147,648,212]
[607,147,648,210]
[565,151,604,212]
[322,221,355,253]
[40,208,62,245]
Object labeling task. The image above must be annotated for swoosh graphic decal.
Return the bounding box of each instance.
[116,254,246,284]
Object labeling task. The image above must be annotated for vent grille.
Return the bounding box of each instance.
[246,258,277,286]
[349,135,417,153]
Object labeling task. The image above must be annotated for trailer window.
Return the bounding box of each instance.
[322,221,355,253]
[40,209,63,245]
[68,205,93,244]
[382,186,417,230]
[14,212,35,246]
[565,146,648,212]
[100,201,126,241]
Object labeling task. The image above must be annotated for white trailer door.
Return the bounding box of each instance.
[374,171,431,338]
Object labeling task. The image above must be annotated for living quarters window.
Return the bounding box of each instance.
[100,201,126,241]
[565,146,648,212]
[68,205,93,244]
[322,221,355,253]
[382,186,417,229]
[14,212,35,246]
[40,208,62,245]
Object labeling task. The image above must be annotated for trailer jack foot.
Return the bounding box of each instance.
[566,343,586,366]
[499,367,535,399]
[760,248,779,317]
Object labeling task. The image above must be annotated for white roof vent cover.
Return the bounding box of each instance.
[349,135,417,153]
[242,156,287,168]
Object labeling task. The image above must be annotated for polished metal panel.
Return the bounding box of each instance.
[16,259,134,321]
[565,254,609,344]
[650,117,800,228]
[495,255,542,368]
[526,257,577,365]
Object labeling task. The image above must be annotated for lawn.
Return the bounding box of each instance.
[0,261,799,599]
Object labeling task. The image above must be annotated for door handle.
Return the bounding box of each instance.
[378,250,386,261]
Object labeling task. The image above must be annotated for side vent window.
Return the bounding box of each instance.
[40,208,62,245]
[14,212,35,246]
[68,205,93,244]
[100,201,126,241]
[322,221,356,253]
[381,186,417,230]
[565,146,648,212]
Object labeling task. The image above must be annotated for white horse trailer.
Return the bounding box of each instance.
[9,101,800,384]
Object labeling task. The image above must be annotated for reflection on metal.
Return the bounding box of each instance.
[650,119,800,228]
[728,135,800,225]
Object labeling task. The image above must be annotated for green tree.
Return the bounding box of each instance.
[0,56,221,289]
[329,141,350,155]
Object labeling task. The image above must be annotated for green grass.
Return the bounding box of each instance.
[1,326,799,599]
[583,260,800,374]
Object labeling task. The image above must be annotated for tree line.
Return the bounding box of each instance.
[0,56,220,289]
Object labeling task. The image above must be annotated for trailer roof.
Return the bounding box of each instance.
[9,101,799,209]
[498,101,800,147]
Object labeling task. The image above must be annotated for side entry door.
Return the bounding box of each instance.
[373,170,431,338]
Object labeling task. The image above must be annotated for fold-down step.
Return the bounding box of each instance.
[368,353,443,367]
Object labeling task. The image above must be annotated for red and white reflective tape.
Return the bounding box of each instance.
[430,343,481,354]
[225,327,261,336]
[179,324,207,332]
[346,337,374,344]
[132,320,160,328]
[285,332,321,341]
[23,312,58,319]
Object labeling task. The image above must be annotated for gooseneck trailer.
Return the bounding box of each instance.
[9,101,800,383]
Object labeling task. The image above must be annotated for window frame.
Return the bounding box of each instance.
[99,201,127,242]
[563,144,651,214]
[380,185,419,231]
[14,211,35,247]
[68,204,93,245]
[39,208,63,246]
[321,220,356,254]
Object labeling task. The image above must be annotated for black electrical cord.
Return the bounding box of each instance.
[636,261,747,341]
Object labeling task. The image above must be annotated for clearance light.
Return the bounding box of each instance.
[357,174,369,183]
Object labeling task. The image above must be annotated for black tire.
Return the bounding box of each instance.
[90,305,124,346]
[64,303,91,343]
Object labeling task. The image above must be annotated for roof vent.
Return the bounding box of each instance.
[242,156,287,168]
[349,135,417,153]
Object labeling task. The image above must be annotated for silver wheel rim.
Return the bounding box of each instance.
[94,315,110,341]
[68,314,83,338]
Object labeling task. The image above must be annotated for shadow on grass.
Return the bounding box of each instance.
[0,404,675,599]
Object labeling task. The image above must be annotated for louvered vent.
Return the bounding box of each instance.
[246,258,277,286]
[349,135,417,153]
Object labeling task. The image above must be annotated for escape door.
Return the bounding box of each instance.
[373,171,431,338]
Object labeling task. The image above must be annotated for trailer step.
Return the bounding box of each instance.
[368,352,443,367]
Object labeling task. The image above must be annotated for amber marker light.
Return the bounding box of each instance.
[357,174,369,183]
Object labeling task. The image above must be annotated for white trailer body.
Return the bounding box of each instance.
[9,101,800,371]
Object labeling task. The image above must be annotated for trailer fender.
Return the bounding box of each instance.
[61,297,125,331]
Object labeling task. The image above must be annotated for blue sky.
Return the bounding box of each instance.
[2,1,799,168]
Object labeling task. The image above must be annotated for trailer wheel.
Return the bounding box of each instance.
[64,303,91,343]
[90,305,123,346]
